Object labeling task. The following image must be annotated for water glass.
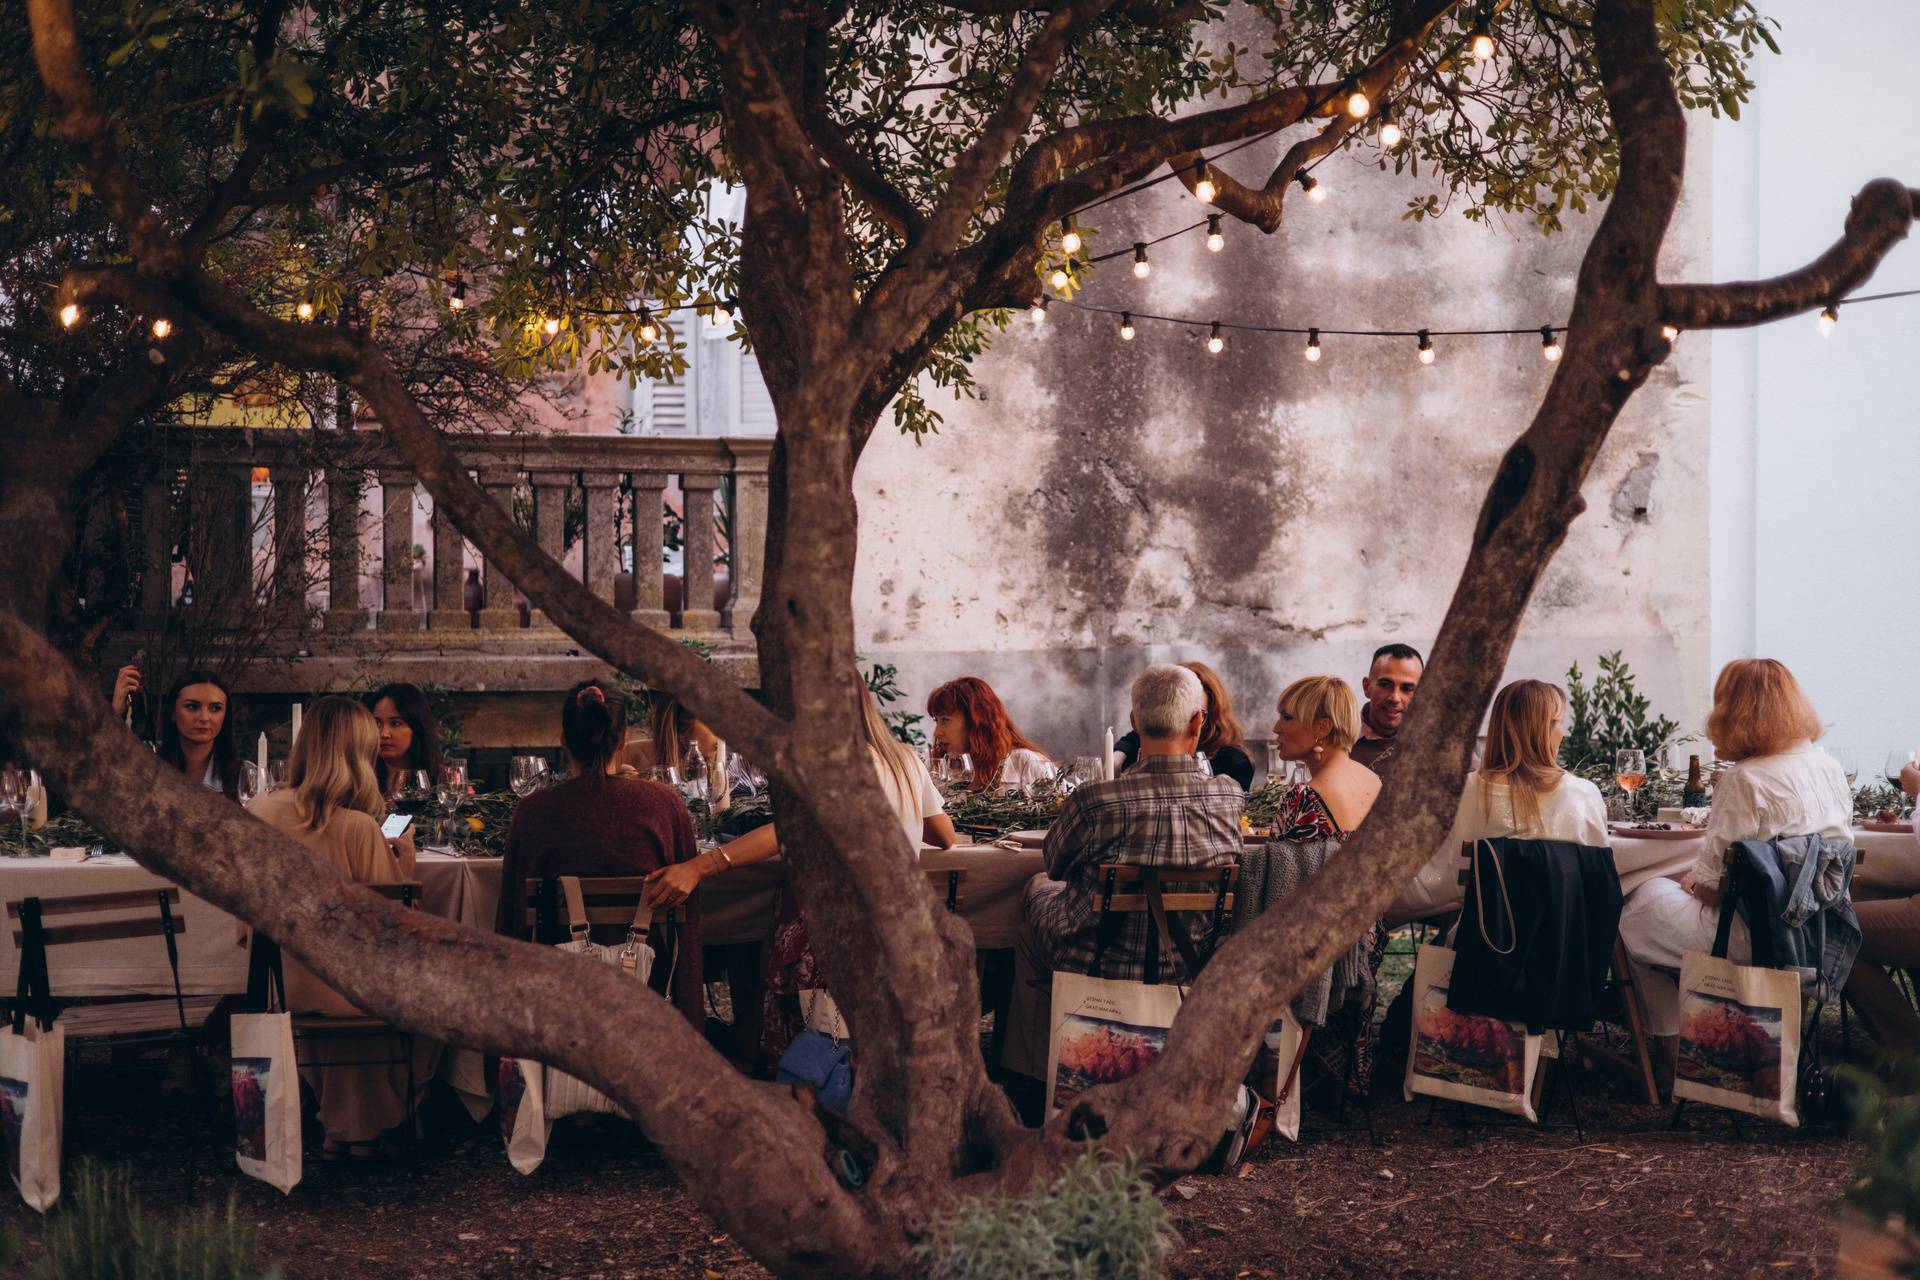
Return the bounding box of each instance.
[510,755,549,798]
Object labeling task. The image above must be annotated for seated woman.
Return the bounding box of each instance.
[622,695,758,795]
[494,679,705,1026]
[1400,679,1608,913]
[1618,659,1850,1088]
[157,669,243,799]
[242,695,418,1156]
[1114,661,1254,792]
[361,682,442,803]
[642,685,956,1066]
[927,676,1053,792]
[1844,759,1920,1050]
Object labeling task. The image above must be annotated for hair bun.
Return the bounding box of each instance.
[576,685,606,707]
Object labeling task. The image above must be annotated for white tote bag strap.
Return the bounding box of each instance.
[620,898,659,980]
[559,876,591,941]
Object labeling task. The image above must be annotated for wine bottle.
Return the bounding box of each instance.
[1682,754,1707,808]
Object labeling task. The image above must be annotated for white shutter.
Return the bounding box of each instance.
[737,353,778,436]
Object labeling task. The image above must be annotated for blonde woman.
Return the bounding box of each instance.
[1268,676,1381,840]
[1618,659,1850,1083]
[241,695,414,1156]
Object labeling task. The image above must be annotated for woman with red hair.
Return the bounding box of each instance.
[927,676,1053,792]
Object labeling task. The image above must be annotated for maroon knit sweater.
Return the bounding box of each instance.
[496,773,704,1026]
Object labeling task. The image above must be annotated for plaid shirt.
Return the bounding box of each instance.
[1028,754,1244,981]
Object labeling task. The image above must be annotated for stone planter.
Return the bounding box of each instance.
[1837,1210,1919,1280]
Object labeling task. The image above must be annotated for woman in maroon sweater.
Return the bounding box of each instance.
[495,679,704,1026]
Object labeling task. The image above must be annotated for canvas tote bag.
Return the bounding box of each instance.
[1673,953,1802,1126]
[2,901,64,1212]
[1264,1009,1308,1143]
[232,939,301,1193]
[1404,943,1543,1121]
[507,878,662,1174]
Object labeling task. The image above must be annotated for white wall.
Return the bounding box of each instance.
[1710,1,1920,773]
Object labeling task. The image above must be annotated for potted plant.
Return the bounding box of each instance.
[1838,1063,1920,1278]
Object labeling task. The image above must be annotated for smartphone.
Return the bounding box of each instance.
[380,813,414,840]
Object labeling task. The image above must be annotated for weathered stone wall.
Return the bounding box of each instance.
[853,121,1718,760]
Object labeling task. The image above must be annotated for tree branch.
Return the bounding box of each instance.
[1660,179,1917,329]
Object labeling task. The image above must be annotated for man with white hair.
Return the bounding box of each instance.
[1019,664,1245,987]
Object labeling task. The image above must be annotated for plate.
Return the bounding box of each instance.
[1609,823,1702,841]
[1861,820,1915,834]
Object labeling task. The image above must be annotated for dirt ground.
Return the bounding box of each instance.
[0,1051,1863,1280]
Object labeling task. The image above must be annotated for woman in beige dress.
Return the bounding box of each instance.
[241,695,419,1155]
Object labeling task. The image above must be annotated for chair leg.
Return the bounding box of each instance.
[1556,1032,1585,1142]
[1613,937,1661,1105]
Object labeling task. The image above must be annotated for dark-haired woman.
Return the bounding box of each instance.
[493,679,705,1026]
[362,682,443,802]
[157,669,242,799]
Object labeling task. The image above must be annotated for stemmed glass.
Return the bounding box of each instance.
[1884,749,1919,789]
[1615,749,1648,819]
[938,754,972,784]
[266,759,290,793]
[510,755,549,798]
[0,766,22,842]
[436,761,469,844]
[236,760,264,806]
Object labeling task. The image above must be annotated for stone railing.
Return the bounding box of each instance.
[105,427,769,692]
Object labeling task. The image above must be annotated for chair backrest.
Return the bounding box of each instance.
[1090,863,1239,983]
[926,867,965,914]
[370,881,425,909]
[7,889,189,1029]
[1453,837,1621,1026]
[521,876,679,943]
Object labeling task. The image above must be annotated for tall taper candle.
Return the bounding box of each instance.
[291,702,302,744]
[1103,726,1115,781]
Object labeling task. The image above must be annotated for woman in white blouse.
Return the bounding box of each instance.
[1617,659,1851,1085]
[1400,680,1607,915]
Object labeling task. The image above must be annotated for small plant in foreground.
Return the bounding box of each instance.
[35,1160,277,1280]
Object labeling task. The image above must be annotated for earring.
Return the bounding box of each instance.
[1311,743,1325,761]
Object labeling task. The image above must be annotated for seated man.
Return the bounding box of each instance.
[1350,643,1422,772]
[1022,664,1245,984]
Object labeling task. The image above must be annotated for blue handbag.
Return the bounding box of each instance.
[775,1029,853,1114]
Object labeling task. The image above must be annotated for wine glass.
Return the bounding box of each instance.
[266,759,289,792]
[235,760,264,806]
[1832,748,1858,788]
[1614,749,1648,817]
[0,766,21,841]
[1884,749,1919,789]
[940,753,972,784]
[1264,740,1284,781]
[510,755,548,798]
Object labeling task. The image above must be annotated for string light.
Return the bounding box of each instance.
[296,301,314,321]
[1470,23,1496,61]
[638,310,659,343]
[1029,296,1049,325]
[1060,218,1081,255]
[1119,311,1136,341]
[1206,320,1225,354]
[1541,326,1562,361]
[58,302,81,329]
[1296,172,1327,203]
[1050,264,1071,290]
[1817,305,1838,337]
[543,316,561,336]
[709,299,733,330]
[1660,323,1680,341]
[1305,327,1322,362]
[1379,119,1403,148]
[1132,243,1151,279]
[449,277,466,311]
[1346,89,1372,118]
[151,318,172,339]
[1205,215,1224,253]
[1192,157,1216,205]
[1417,329,1435,364]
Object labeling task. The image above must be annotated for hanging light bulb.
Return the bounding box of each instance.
[709,299,734,330]
[151,317,172,339]
[296,300,315,321]
[1470,24,1496,61]
[1119,311,1136,341]
[58,302,80,329]
[1205,215,1224,253]
[1206,321,1225,355]
[1817,305,1838,337]
[1541,326,1562,362]
[543,316,561,336]
[1304,327,1322,362]
[1049,264,1070,290]
[449,276,466,311]
[1417,329,1435,364]
[1660,323,1680,341]
[1132,243,1150,279]
[1296,172,1327,203]
[1379,119,1403,148]
[1060,217,1081,255]
[1346,89,1372,118]
[1029,296,1048,325]
[1192,157,1216,205]
[638,310,659,344]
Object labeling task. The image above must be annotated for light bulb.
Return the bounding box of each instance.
[1206,321,1225,355]
[151,318,172,339]
[58,303,80,328]
[543,316,561,336]
[1817,305,1838,337]
[1049,266,1069,290]
[1417,330,1435,364]
[1660,323,1679,341]
[1132,243,1150,279]
[639,312,659,343]
[1471,30,1496,61]
[1029,297,1048,325]
[1060,219,1081,255]
[449,277,466,311]
[1205,215,1224,253]
[1542,327,1562,362]
[296,301,315,321]
[1304,328,1322,362]
[1347,90,1371,118]
[1119,311,1136,341]
[1379,120,1403,148]
[709,304,732,330]
[1297,172,1328,203]
[1192,158,1215,204]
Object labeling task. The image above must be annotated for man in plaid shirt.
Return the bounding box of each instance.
[1022,665,1245,984]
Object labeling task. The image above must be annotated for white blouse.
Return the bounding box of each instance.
[1400,772,1610,916]
[875,750,946,854]
[1692,741,1852,890]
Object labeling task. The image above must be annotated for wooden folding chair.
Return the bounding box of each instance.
[8,888,224,1193]
[1087,863,1239,984]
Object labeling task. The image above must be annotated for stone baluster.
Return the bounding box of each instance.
[476,467,523,630]
[140,474,172,622]
[725,440,771,637]
[201,463,254,628]
[377,467,421,630]
[527,468,574,629]
[271,466,309,626]
[679,472,724,632]
[580,469,624,609]
[428,493,470,630]
[324,467,366,631]
[628,470,671,629]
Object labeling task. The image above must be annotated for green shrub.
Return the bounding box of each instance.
[1560,650,1681,779]
[914,1147,1178,1279]
[35,1161,276,1280]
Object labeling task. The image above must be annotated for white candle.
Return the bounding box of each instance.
[290,702,303,744]
[1103,727,1115,781]
[257,731,269,781]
